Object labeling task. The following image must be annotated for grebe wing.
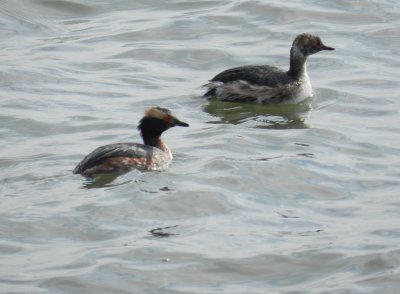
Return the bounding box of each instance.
[209,65,284,85]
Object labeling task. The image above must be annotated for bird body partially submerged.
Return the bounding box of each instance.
[73,107,188,176]
[204,33,334,104]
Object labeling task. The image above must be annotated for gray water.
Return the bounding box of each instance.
[1,0,400,293]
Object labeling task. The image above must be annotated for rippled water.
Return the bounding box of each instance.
[1,0,400,292]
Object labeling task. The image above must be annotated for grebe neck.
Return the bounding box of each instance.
[287,46,308,79]
[142,131,161,148]
[142,132,172,158]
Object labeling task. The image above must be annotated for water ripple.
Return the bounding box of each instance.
[1,0,400,292]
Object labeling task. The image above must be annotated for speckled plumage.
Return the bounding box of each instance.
[204,33,334,104]
[73,143,170,175]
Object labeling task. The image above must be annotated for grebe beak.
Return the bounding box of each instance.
[320,43,335,51]
[172,118,189,127]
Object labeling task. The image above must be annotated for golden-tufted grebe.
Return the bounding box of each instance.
[73,107,189,176]
[204,33,334,104]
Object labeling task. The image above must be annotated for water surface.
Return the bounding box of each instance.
[1,0,400,293]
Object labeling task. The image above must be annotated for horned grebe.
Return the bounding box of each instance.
[73,107,189,176]
[204,33,334,104]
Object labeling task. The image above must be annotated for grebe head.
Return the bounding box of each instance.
[291,33,335,58]
[138,107,189,136]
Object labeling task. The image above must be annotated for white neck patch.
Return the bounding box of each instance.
[291,44,305,59]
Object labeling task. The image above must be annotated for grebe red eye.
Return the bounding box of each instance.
[164,115,173,123]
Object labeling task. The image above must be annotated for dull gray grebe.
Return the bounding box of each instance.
[73,107,189,176]
[204,33,334,104]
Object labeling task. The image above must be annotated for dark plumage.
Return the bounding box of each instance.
[73,107,189,176]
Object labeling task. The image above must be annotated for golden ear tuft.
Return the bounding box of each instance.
[144,107,171,121]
